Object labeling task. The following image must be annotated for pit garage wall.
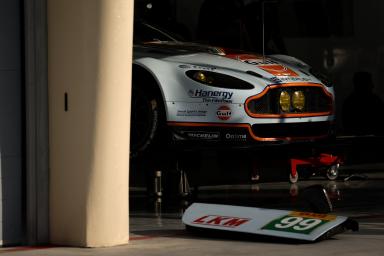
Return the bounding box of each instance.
[0,0,24,245]
[48,0,132,247]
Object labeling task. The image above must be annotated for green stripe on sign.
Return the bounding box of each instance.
[262,215,329,234]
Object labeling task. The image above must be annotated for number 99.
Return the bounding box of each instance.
[275,217,322,231]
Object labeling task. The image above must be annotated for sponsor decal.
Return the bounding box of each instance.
[278,77,312,82]
[193,215,251,228]
[180,64,216,70]
[224,54,301,78]
[179,64,191,69]
[289,212,336,221]
[225,133,247,141]
[261,212,334,234]
[177,109,207,117]
[270,77,283,84]
[243,58,278,65]
[258,64,298,77]
[225,54,278,65]
[184,131,220,140]
[216,106,232,121]
[192,65,216,71]
[188,89,233,103]
[268,77,312,84]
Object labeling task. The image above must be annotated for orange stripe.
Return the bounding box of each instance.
[245,83,333,118]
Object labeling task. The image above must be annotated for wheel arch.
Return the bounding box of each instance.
[132,63,168,121]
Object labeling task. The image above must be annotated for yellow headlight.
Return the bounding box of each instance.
[193,71,214,84]
[279,91,291,112]
[194,71,207,83]
[292,91,305,111]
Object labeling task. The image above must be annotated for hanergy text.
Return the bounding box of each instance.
[189,89,233,100]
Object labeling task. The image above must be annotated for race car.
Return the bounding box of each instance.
[131,22,335,157]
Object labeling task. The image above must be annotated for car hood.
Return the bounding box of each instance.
[134,41,320,85]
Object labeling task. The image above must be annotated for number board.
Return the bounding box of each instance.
[262,212,337,235]
[183,203,351,241]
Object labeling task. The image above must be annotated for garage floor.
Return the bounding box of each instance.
[2,163,384,255]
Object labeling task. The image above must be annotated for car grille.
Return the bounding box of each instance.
[246,86,332,115]
[252,121,332,138]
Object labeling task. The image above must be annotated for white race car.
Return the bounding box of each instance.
[131,22,335,157]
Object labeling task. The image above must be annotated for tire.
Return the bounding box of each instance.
[326,164,339,181]
[289,173,299,184]
[130,79,165,158]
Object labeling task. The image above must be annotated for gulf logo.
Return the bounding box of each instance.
[217,106,231,121]
[258,64,298,77]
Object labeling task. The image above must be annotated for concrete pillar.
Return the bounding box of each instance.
[47,0,132,247]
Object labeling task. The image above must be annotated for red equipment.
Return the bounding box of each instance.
[289,153,343,183]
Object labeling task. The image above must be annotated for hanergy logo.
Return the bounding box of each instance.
[192,215,250,228]
[188,89,233,100]
[217,106,231,121]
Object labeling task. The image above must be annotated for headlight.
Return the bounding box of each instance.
[186,70,254,90]
[279,91,291,112]
[292,91,305,111]
[193,71,213,84]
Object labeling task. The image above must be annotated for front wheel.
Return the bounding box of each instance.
[130,81,164,158]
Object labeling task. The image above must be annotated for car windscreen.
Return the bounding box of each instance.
[133,22,182,44]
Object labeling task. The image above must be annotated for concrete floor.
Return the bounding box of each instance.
[2,164,384,256]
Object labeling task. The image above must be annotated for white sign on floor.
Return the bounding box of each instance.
[182,203,354,241]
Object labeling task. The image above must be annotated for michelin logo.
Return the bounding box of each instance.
[185,131,220,140]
